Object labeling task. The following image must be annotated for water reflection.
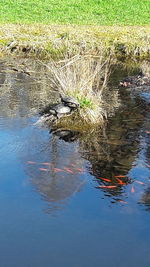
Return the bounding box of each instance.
[12,116,87,214]
[0,58,150,213]
[140,188,150,210]
[48,85,150,208]
[0,59,86,214]
[50,128,80,142]
[25,133,85,213]
[0,58,58,118]
[77,85,150,206]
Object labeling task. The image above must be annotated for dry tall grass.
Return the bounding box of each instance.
[141,61,150,77]
[0,24,150,60]
[42,53,119,124]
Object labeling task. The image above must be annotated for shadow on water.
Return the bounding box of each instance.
[0,58,150,213]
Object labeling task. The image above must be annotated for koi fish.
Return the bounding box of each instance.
[145,131,150,134]
[42,162,51,166]
[131,186,135,193]
[39,168,48,172]
[115,175,125,178]
[116,178,125,185]
[96,185,117,189]
[64,167,74,174]
[27,161,36,164]
[53,168,63,172]
[135,180,144,185]
[97,177,111,182]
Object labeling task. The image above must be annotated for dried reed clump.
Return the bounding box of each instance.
[141,61,150,78]
[43,53,117,124]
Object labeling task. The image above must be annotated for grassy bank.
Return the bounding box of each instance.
[0,24,150,59]
[0,0,150,25]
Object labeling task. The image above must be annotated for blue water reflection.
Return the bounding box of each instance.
[0,60,150,267]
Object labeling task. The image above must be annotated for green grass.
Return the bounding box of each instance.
[0,0,150,25]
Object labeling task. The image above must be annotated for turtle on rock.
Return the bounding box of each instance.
[49,103,71,118]
[35,103,71,126]
[36,94,79,126]
[60,94,79,108]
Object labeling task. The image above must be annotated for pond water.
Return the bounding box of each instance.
[0,59,150,267]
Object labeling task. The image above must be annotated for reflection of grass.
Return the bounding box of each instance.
[0,0,150,25]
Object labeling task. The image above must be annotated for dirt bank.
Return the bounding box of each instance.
[0,24,150,60]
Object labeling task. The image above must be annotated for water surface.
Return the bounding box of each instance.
[0,59,150,267]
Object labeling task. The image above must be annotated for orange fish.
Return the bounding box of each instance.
[53,168,63,172]
[115,175,125,178]
[135,180,144,185]
[64,167,74,174]
[116,178,125,185]
[96,185,117,189]
[131,186,135,193]
[27,161,36,164]
[97,177,111,182]
[39,168,48,172]
[42,162,51,166]
[145,131,150,134]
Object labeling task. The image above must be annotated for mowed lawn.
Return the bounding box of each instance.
[0,0,150,25]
